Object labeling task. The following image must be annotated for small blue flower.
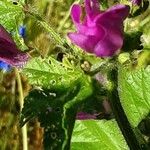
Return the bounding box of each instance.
[19,26,26,38]
[0,61,11,72]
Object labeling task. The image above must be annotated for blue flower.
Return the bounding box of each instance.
[0,61,11,72]
[19,26,26,38]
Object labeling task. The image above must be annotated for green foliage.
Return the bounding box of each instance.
[118,66,150,127]
[71,120,128,150]
[0,0,27,50]
[0,0,24,31]
[22,56,82,90]
[0,0,150,149]
[21,57,93,149]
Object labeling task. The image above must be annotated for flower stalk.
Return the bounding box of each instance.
[15,68,28,150]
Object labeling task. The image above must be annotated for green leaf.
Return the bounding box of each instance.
[71,120,128,150]
[0,0,24,31]
[0,0,27,50]
[20,77,93,149]
[118,66,150,127]
[23,57,82,90]
[21,57,93,149]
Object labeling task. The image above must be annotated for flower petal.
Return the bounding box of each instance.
[94,28,123,57]
[68,32,99,53]
[0,25,16,45]
[0,51,29,67]
[85,0,100,17]
[77,24,105,39]
[0,25,29,67]
[95,4,130,26]
[71,4,82,25]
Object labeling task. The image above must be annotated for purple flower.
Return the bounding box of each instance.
[0,25,29,67]
[68,0,130,57]
[131,0,142,5]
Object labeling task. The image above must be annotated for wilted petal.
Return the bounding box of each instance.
[68,33,99,53]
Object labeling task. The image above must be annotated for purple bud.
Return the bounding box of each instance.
[68,0,130,57]
[0,25,29,67]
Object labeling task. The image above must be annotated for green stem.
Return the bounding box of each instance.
[108,69,146,150]
[15,68,28,150]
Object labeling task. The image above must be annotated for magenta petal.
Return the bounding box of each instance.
[68,1,130,58]
[68,33,99,53]
[94,29,123,57]
[95,5,130,25]
[92,0,100,11]
[77,24,105,39]
[71,4,82,25]
[85,0,100,14]
[85,0,92,15]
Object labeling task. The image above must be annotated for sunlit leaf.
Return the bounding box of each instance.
[118,66,150,127]
[0,0,24,31]
[23,57,82,90]
[21,57,93,149]
[71,120,128,150]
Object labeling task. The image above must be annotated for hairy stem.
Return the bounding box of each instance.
[15,68,28,150]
